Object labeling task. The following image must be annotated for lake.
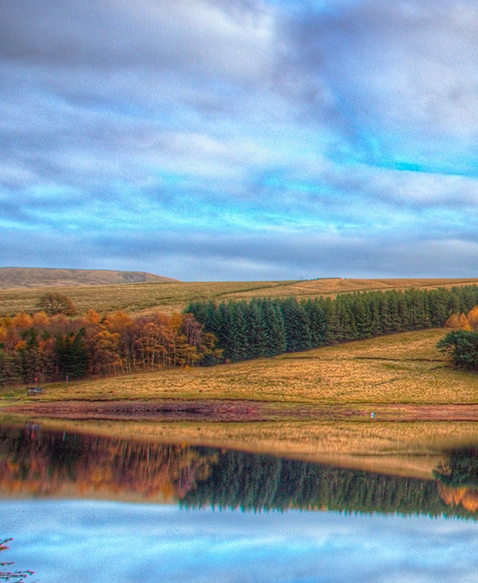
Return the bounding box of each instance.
[1,419,478,582]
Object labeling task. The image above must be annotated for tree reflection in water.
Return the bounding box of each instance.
[1,422,478,519]
[434,447,478,513]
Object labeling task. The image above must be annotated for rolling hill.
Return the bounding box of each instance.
[0,267,178,289]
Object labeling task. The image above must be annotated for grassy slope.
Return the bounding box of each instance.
[4,328,473,405]
[2,277,478,316]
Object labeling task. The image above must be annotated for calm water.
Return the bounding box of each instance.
[1,422,478,582]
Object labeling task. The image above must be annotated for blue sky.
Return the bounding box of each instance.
[2,0,478,280]
[3,501,478,583]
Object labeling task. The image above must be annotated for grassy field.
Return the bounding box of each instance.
[2,277,478,316]
[1,328,475,406]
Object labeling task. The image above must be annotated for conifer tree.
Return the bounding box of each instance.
[303,299,327,347]
[280,298,311,352]
[262,299,287,356]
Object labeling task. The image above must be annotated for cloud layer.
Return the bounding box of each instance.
[2,0,478,280]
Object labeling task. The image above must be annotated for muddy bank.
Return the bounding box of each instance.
[7,400,478,422]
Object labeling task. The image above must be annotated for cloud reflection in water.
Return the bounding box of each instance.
[2,500,478,583]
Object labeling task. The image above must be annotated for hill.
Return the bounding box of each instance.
[1,276,478,317]
[0,267,178,289]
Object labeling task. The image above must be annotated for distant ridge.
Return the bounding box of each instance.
[0,267,179,289]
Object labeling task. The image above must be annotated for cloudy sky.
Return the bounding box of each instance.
[2,0,478,281]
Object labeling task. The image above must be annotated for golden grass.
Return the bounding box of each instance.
[2,277,478,316]
[2,328,475,406]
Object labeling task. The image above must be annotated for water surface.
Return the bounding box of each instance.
[1,421,478,582]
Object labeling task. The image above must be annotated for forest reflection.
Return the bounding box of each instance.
[1,422,478,519]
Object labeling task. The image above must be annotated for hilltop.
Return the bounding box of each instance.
[0,267,178,289]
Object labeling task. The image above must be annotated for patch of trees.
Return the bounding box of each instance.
[0,309,222,386]
[434,447,478,488]
[437,330,478,371]
[185,297,326,363]
[186,285,478,364]
[436,304,478,371]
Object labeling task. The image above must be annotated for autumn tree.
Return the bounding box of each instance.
[467,306,478,331]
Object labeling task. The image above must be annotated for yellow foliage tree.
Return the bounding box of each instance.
[459,313,472,331]
[32,310,50,329]
[84,309,101,325]
[445,314,461,328]
[467,306,478,330]
[11,312,33,329]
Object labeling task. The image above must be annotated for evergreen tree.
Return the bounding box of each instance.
[353,294,373,339]
[56,328,89,379]
[280,298,311,352]
[303,299,327,347]
[262,299,287,357]
[245,301,269,359]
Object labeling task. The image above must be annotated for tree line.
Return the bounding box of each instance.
[0,309,222,386]
[186,285,478,364]
[4,284,478,385]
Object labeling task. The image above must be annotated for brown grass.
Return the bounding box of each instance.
[2,277,478,316]
[2,328,475,406]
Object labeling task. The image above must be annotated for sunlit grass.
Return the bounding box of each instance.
[2,328,476,406]
[2,277,478,316]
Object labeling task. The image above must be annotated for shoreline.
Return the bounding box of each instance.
[7,399,478,422]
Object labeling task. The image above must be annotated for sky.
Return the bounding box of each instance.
[3,500,478,582]
[2,0,478,281]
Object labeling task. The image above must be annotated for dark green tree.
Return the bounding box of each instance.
[56,328,89,379]
[437,329,478,371]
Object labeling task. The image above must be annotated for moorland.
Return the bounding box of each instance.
[2,271,478,316]
[2,272,478,479]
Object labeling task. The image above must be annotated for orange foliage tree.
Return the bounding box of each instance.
[0,308,220,386]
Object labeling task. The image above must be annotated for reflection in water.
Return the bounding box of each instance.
[1,422,478,518]
[434,447,478,513]
[0,423,216,501]
[3,422,478,583]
